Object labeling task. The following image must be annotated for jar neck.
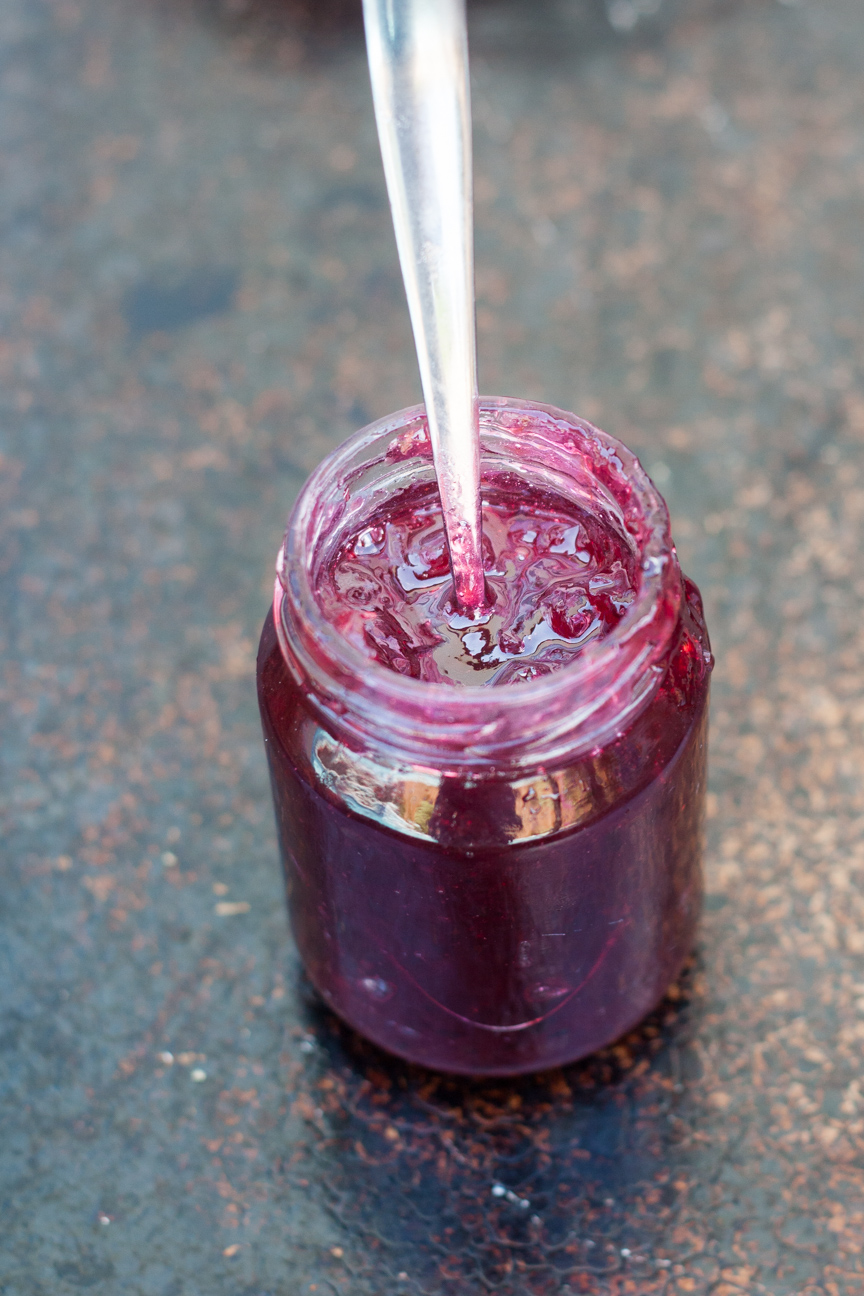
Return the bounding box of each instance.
[275,397,682,774]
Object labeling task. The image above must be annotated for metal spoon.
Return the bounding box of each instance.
[362,0,485,612]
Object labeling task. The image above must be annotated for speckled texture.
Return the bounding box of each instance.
[2,0,864,1291]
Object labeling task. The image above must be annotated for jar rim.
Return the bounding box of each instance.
[275,396,682,769]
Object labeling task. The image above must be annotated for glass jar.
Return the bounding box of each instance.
[257,397,712,1075]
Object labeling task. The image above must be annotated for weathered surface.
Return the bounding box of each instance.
[2,0,864,1291]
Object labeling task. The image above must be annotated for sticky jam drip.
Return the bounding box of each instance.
[318,480,639,686]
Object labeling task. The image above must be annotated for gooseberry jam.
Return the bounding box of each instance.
[258,398,711,1075]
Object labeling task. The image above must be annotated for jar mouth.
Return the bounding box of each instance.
[276,396,681,770]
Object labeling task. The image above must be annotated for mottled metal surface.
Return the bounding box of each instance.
[2,0,864,1291]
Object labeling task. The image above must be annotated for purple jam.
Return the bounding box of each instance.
[321,480,638,687]
[258,401,712,1075]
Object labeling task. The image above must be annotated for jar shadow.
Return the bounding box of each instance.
[283,955,708,1294]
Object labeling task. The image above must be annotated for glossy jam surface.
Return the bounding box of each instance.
[319,480,638,686]
[258,578,711,1075]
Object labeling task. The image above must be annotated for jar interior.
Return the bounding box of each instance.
[308,408,646,584]
[277,398,680,768]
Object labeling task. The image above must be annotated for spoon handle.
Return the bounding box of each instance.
[363,0,485,611]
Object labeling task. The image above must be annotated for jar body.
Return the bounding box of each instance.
[259,595,708,1075]
[257,398,711,1074]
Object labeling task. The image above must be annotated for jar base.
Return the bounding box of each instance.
[300,943,698,1077]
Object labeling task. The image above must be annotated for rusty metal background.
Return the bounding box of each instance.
[2,0,864,1291]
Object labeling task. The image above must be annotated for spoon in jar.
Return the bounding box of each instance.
[362,0,486,613]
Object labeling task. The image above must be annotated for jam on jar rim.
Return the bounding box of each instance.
[274,395,683,772]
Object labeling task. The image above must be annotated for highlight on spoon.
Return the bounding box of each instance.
[362,0,486,612]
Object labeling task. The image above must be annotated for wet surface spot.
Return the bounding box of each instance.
[123,267,238,334]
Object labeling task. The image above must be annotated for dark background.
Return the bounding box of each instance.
[2,0,864,1291]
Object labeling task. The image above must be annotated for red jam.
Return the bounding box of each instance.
[257,400,712,1075]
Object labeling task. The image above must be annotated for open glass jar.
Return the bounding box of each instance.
[258,397,712,1075]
